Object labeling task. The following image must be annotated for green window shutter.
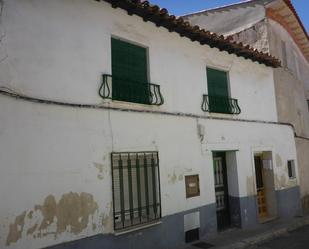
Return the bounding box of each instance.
[207,68,229,97]
[111,38,149,104]
[206,68,230,113]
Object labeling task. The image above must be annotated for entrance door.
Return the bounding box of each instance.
[254,156,268,219]
[213,152,230,230]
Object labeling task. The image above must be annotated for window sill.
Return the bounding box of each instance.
[206,112,240,118]
[288,177,296,180]
[209,111,236,115]
[102,98,162,111]
[114,220,162,236]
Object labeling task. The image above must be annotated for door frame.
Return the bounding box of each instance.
[254,155,268,220]
[252,151,277,223]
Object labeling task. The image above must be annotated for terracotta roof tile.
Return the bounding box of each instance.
[283,0,308,40]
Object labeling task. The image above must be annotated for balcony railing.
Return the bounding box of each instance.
[201,95,241,114]
[99,74,164,106]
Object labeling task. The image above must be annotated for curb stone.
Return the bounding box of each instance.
[213,216,309,249]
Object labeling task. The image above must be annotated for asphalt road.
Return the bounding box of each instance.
[249,225,309,249]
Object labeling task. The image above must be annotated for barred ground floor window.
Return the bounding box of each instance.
[111,151,161,230]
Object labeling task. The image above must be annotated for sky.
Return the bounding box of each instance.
[148,0,308,33]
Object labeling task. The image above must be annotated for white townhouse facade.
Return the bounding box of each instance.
[0,0,301,249]
[183,0,309,214]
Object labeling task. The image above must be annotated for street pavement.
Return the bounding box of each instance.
[248,224,309,249]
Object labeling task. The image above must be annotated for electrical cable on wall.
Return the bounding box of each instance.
[0,86,308,142]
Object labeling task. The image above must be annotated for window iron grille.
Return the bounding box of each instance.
[111,151,161,231]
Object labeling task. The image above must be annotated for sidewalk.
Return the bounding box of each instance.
[182,215,309,249]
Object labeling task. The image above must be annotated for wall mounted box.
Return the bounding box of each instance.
[185,175,200,198]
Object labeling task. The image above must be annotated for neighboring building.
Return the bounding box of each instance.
[184,0,309,214]
[0,0,301,249]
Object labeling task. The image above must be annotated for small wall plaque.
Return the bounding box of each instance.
[185,175,200,198]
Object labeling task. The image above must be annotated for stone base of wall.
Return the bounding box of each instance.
[296,138,309,215]
[229,196,242,228]
[239,195,259,229]
[229,195,258,229]
[46,204,217,249]
[46,187,302,249]
[43,196,258,249]
[276,186,302,218]
[301,195,309,215]
[230,187,302,230]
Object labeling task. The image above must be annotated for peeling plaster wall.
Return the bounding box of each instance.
[0,97,298,249]
[229,20,270,54]
[0,0,300,248]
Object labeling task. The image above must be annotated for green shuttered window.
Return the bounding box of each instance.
[111,38,150,104]
[206,68,231,114]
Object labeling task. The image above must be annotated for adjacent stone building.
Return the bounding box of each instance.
[184,0,309,214]
[0,0,303,249]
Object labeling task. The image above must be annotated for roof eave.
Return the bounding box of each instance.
[99,0,281,68]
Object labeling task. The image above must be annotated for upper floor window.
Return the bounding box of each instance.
[112,38,149,104]
[202,68,241,114]
[287,160,296,179]
[99,38,164,105]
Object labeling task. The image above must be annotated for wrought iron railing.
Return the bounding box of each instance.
[201,95,241,114]
[99,74,164,105]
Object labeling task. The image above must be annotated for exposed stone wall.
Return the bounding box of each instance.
[272,68,309,138]
[229,20,270,54]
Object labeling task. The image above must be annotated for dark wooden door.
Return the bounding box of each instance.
[213,152,231,230]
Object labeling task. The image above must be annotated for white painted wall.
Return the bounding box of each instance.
[0,0,278,122]
[0,0,298,248]
[0,97,298,249]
